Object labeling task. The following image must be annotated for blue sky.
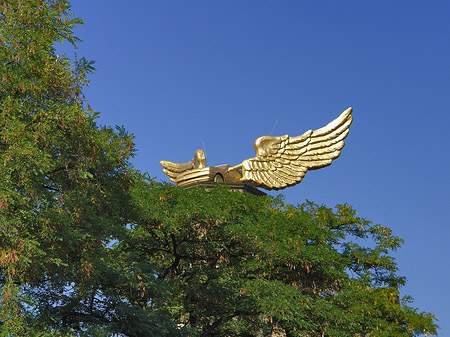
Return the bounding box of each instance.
[67,1,449,334]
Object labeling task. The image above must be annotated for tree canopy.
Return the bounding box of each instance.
[0,1,438,336]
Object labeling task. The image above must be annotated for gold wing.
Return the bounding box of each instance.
[240,107,353,190]
[160,160,194,183]
[160,149,206,183]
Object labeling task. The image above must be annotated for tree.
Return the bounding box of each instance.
[0,1,438,336]
[0,1,175,335]
[125,180,437,337]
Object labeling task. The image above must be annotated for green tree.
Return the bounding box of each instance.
[125,181,437,336]
[0,1,438,336]
[0,1,180,335]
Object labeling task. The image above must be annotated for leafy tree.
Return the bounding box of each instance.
[125,180,437,337]
[0,1,179,335]
[0,0,438,336]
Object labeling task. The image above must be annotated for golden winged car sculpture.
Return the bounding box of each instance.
[160,107,352,191]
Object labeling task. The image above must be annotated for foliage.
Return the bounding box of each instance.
[125,180,437,336]
[0,0,146,335]
[0,0,438,336]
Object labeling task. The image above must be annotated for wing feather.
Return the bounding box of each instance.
[256,169,274,187]
[266,171,284,188]
[288,130,313,143]
[310,118,352,145]
[303,141,345,157]
[274,155,290,164]
[240,107,352,190]
[160,160,194,183]
[313,108,352,136]
[274,170,296,185]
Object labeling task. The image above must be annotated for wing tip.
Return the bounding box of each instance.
[341,107,353,120]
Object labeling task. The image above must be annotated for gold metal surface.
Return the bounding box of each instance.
[160,107,353,191]
[160,151,242,186]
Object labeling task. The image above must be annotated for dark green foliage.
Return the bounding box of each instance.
[0,1,437,336]
[125,180,437,336]
[0,0,144,335]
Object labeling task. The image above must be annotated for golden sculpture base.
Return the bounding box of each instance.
[175,165,243,187]
[181,181,266,196]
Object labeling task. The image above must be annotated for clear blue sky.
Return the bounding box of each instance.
[67,1,449,334]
